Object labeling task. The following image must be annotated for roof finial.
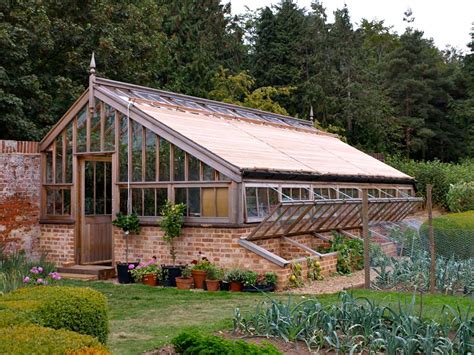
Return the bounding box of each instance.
[88,52,96,115]
[309,105,314,123]
[89,52,96,75]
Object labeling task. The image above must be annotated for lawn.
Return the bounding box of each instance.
[62,280,473,354]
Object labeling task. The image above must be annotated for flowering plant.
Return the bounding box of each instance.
[130,259,164,282]
[23,266,61,286]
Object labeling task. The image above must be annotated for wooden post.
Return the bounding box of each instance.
[362,189,370,288]
[427,184,436,293]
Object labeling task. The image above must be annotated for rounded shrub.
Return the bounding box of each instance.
[420,211,474,260]
[0,325,108,354]
[0,286,108,343]
[0,307,33,328]
[446,182,474,212]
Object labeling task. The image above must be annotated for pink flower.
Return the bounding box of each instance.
[49,272,61,280]
[23,276,30,283]
[37,266,43,273]
[128,264,135,270]
[30,267,39,274]
[37,278,43,284]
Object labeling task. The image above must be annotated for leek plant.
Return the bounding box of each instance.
[234,292,473,353]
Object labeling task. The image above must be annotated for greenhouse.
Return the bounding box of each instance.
[37,59,421,284]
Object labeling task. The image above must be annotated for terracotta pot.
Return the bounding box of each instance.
[205,279,220,292]
[229,281,243,292]
[176,277,193,290]
[142,274,157,286]
[192,270,206,289]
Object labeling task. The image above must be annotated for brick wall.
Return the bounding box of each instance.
[39,224,75,265]
[0,140,41,256]
[113,226,338,289]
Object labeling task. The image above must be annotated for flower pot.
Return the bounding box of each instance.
[229,281,243,292]
[220,281,230,291]
[142,273,157,286]
[191,270,206,289]
[162,265,183,287]
[205,279,220,292]
[243,284,275,292]
[176,277,193,290]
[116,262,138,284]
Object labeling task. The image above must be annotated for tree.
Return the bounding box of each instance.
[208,67,291,115]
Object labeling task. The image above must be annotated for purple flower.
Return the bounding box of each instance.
[128,264,135,270]
[37,266,43,273]
[30,267,39,274]
[23,276,30,283]
[49,272,61,280]
[37,278,43,284]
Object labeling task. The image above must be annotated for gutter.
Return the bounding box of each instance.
[242,170,416,187]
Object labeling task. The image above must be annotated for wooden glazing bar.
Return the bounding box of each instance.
[295,204,325,233]
[141,126,146,181]
[305,204,333,231]
[325,203,356,230]
[314,203,345,231]
[254,203,289,239]
[283,204,314,235]
[52,140,56,184]
[100,101,105,151]
[331,203,361,230]
[62,130,67,183]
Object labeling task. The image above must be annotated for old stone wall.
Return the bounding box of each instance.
[0,140,41,256]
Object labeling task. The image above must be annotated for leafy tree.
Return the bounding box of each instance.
[208,67,291,115]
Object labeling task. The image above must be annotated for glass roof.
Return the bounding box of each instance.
[103,85,314,130]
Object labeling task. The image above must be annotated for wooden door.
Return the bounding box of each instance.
[80,159,113,264]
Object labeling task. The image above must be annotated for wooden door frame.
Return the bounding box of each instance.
[76,154,113,265]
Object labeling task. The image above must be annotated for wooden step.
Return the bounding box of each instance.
[57,265,115,280]
[60,273,98,281]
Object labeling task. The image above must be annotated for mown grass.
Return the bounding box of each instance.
[429,210,474,229]
[62,280,473,354]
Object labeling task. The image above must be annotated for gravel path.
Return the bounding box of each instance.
[287,269,378,294]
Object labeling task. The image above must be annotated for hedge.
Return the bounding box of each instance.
[172,330,282,354]
[0,325,108,354]
[420,211,474,259]
[0,286,108,344]
[446,182,474,212]
[386,157,474,209]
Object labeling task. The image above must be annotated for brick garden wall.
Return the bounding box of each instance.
[0,140,41,256]
[113,226,338,289]
[39,224,75,265]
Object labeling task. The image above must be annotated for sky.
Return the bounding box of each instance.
[228,0,474,52]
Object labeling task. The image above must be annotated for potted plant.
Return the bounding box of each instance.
[130,259,163,286]
[205,265,223,292]
[112,212,141,284]
[243,272,277,292]
[159,201,186,286]
[175,265,193,290]
[191,258,211,289]
[225,268,244,292]
[242,270,258,291]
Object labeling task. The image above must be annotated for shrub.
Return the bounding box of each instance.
[172,330,281,354]
[160,201,186,264]
[420,211,474,260]
[386,157,474,209]
[446,182,474,212]
[0,286,108,344]
[0,325,108,354]
[0,307,33,328]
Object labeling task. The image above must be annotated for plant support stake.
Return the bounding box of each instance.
[427,184,436,293]
[362,189,370,288]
